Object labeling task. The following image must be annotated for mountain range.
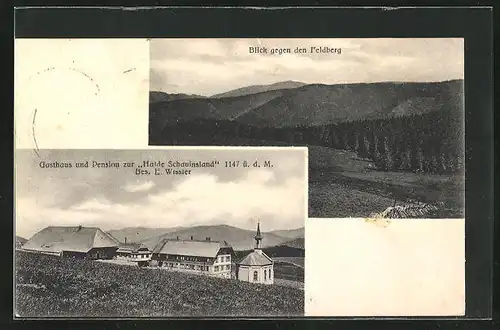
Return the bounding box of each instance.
[107,226,187,244]
[149,79,464,134]
[149,92,206,103]
[107,224,304,251]
[211,80,307,98]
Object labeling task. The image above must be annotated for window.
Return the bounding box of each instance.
[253,271,258,281]
[215,266,219,272]
[264,269,267,280]
[226,256,230,262]
[226,265,230,270]
[269,269,272,279]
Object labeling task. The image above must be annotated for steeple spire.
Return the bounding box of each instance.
[254,222,263,250]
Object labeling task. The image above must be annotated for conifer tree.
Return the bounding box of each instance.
[439,146,448,173]
[353,132,360,152]
[416,145,424,173]
[382,136,395,171]
[369,132,378,160]
[359,133,371,159]
[400,148,412,171]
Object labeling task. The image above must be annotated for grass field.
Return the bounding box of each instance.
[15,251,304,317]
[273,262,304,283]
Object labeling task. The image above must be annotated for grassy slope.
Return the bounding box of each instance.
[307,145,464,217]
[15,251,303,317]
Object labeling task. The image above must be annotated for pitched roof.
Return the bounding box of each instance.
[237,250,273,266]
[22,226,118,254]
[152,239,231,258]
[117,243,150,253]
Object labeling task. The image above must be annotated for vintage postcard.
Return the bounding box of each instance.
[14,37,466,318]
[14,147,307,317]
[148,38,465,219]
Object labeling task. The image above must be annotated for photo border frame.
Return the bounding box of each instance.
[7,5,495,327]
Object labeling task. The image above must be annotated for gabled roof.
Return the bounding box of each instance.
[152,239,232,258]
[117,243,150,253]
[22,226,118,254]
[237,250,273,266]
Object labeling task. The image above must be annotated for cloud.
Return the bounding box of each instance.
[150,38,464,96]
[14,149,307,238]
[123,180,155,192]
[16,169,305,238]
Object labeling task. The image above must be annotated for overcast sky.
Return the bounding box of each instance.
[150,38,464,96]
[15,148,306,239]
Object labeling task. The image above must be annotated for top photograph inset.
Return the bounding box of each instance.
[148,38,465,219]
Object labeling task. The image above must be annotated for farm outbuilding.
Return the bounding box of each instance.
[21,226,119,260]
[152,236,235,278]
[236,223,274,285]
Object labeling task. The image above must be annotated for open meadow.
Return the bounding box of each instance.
[15,251,304,317]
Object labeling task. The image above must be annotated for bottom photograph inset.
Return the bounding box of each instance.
[14,148,307,317]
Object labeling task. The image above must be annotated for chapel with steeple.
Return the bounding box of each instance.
[236,222,274,285]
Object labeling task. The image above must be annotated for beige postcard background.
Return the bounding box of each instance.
[14,38,465,317]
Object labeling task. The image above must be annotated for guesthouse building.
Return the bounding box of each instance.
[152,236,235,278]
[21,226,119,260]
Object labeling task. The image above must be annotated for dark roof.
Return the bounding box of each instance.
[237,250,273,266]
[152,239,232,258]
[22,226,119,254]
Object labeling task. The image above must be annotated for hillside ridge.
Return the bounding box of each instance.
[150,79,464,132]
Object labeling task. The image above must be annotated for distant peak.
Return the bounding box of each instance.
[211,80,307,98]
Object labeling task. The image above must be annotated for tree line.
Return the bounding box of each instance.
[294,109,464,174]
[152,107,464,175]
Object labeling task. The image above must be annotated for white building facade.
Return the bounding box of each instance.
[152,237,235,278]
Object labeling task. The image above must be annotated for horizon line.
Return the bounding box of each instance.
[151,78,465,98]
[16,223,305,239]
